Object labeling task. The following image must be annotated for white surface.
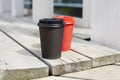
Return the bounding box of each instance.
[0,14,41,57]
[11,0,24,17]
[75,0,92,28]
[0,32,46,69]
[0,0,11,13]
[32,0,54,23]
[82,0,92,28]
[0,31,48,80]
[91,0,120,50]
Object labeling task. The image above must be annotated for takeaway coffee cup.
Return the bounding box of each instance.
[38,18,64,59]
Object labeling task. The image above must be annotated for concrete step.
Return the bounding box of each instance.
[72,38,120,67]
[0,14,120,77]
[0,13,92,75]
[43,51,91,75]
[31,63,120,80]
[0,31,48,80]
[73,28,91,40]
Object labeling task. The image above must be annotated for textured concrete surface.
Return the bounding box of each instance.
[69,25,91,40]
[73,27,91,35]
[0,14,92,75]
[0,14,41,58]
[0,13,120,78]
[0,32,48,80]
[32,63,120,80]
[73,33,90,40]
[43,51,91,75]
[72,38,120,67]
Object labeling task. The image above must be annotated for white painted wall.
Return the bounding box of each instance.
[83,0,92,28]
[91,0,120,50]
[33,0,54,23]
[0,0,2,13]
[11,0,24,17]
[0,0,11,13]
[75,0,92,28]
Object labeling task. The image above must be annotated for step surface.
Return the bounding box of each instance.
[43,51,91,75]
[72,38,120,67]
[0,14,41,57]
[0,31,48,80]
[0,13,120,76]
[0,14,92,75]
[31,63,120,80]
[73,27,91,40]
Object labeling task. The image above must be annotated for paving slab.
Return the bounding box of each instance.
[73,33,90,40]
[72,38,120,67]
[0,32,48,80]
[73,27,91,35]
[31,63,120,80]
[0,15,41,57]
[73,27,91,40]
[43,51,91,75]
[0,14,91,75]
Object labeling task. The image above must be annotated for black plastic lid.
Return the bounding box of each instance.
[38,18,65,28]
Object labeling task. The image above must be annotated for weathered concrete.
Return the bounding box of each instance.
[0,32,48,80]
[43,51,91,75]
[32,63,120,80]
[1,14,120,76]
[0,14,91,75]
[72,38,120,67]
[0,14,41,58]
[73,33,90,40]
[73,27,91,40]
